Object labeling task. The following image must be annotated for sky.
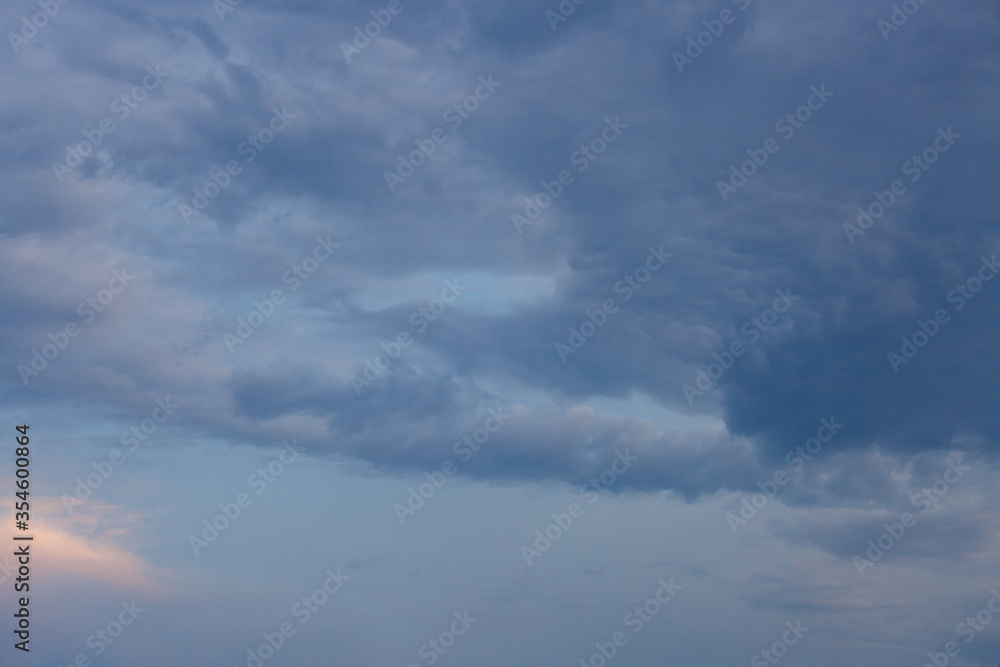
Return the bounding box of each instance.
[1,0,1000,665]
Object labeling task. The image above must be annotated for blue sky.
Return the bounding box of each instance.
[2,0,1000,665]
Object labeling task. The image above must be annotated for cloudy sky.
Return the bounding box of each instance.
[2,0,1000,665]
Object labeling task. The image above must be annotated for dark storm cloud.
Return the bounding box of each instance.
[1,0,998,505]
[223,361,762,497]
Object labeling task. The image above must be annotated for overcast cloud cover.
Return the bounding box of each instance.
[1,0,999,665]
